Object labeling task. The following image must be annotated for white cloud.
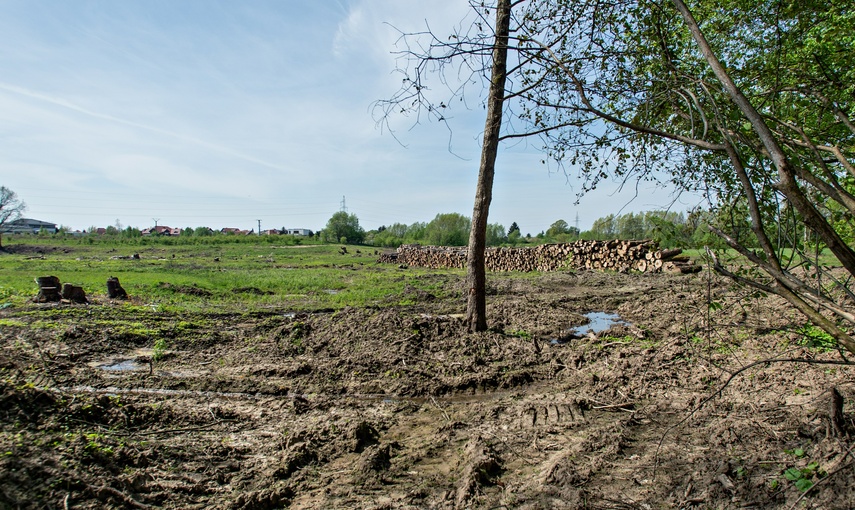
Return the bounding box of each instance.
[0,1,700,232]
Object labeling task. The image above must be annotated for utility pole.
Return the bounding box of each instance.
[340,196,347,213]
[152,218,159,233]
[257,219,262,235]
[575,212,580,233]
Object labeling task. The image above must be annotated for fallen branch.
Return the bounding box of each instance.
[654,356,855,469]
[430,395,451,423]
[94,485,151,509]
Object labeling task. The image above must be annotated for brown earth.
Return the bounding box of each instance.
[1,269,854,509]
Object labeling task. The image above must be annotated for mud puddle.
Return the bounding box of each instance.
[89,347,156,373]
[94,360,144,372]
[552,311,630,344]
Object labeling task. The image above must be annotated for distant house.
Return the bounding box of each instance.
[221,227,253,235]
[262,229,281,235]
[141,225,181,236]
[1,218,58,234]
[284,228,314,236]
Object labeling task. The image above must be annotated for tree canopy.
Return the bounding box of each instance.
[323,212,365,244]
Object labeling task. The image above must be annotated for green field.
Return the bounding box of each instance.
[3,237,840,315]
[0,236,462,313]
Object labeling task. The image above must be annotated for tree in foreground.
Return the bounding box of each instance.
[376,0,512,331]
[377,0,855,351]
[518,0,855,354]
[0,186,26,249]
[378,0,855,352]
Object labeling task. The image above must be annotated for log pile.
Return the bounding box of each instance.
[379,241,700,274]
[566,240,658,273]
[393,245,467,269]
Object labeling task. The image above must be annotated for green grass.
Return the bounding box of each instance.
[685,247,842,268]
[0,236,457,313]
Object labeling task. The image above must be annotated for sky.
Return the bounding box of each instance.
[0,0,703,235]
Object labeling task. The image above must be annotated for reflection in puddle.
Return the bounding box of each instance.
[96,360,144,372]
[570,312,628,336]
[58,385,263,400]
[552,311,630,345]
[52,386,513,405]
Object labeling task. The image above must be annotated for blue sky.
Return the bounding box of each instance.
[0,0,701,235]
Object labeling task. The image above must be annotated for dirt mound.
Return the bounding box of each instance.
[0,244,72,255]
[1,269,854,508]
[157,281,212,297]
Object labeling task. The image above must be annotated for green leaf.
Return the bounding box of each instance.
[794,478,813,492]
[783,468,802,481]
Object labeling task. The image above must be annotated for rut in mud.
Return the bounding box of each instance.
[2,270,854,509]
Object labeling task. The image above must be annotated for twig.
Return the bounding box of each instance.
[122,423,221,437]
[598,341,631,349]
[63,493,70,510]
[590,402,636,411]
[430,395,451,422]
[655,357,854,466]
[95,485,151,509]
[786,445,855,510]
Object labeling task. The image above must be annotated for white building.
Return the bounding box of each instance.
[1,218,58,234]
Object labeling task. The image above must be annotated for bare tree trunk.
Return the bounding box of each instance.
[465,0,511,333]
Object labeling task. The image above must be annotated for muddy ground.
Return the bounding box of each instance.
[2,269,854,509]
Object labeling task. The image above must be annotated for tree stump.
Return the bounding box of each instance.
[35,276,62,302]
[829,387,847,437]
[107,276,128,299]
[61,283,88,304]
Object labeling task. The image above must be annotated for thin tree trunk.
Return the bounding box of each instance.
[465,0,511,333]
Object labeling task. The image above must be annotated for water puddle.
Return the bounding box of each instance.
[551,311,630,345]
[570,312,629,336]
[96,360,144,372]
[50,386,514,406]
[91,348,156,373]
[57,385,264,400]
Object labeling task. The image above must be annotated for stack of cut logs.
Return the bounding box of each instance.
[387,245,467,269]
[378,241,700,274]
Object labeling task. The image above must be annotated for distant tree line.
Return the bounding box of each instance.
[363,207,758,250]
[5,203,784,252]
[369,213,507,248]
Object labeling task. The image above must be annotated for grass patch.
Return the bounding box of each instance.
[795,324,836,352]
[0,238,456,313]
